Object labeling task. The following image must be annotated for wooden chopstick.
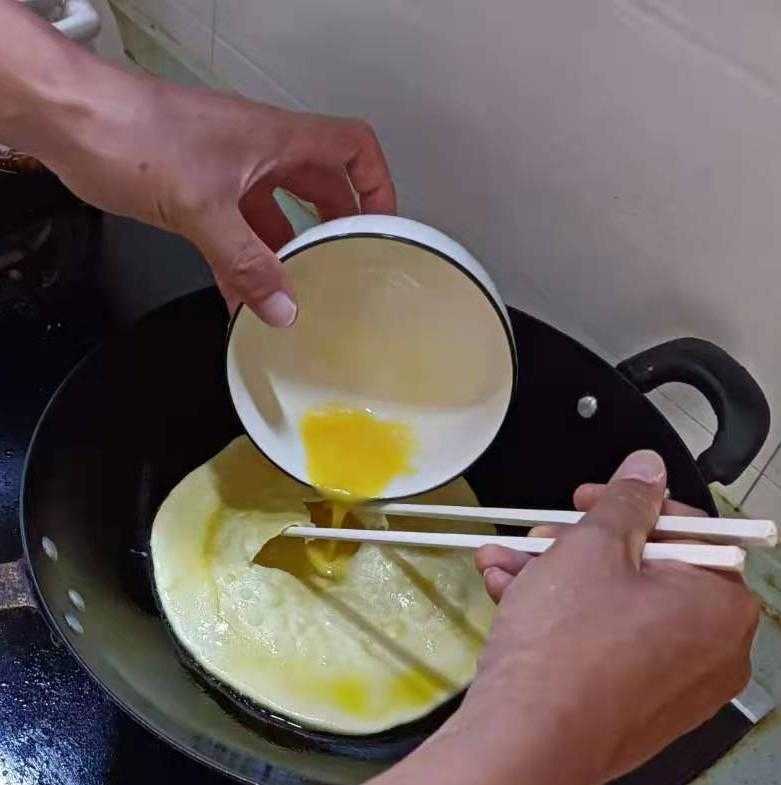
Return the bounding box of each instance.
[365,503,777,548]
[282,527,747,573]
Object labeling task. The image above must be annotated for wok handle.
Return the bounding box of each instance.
[0,558,37,611]
[617,338,770,486]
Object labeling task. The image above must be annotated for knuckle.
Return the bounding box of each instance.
[722,656,753,702]
[737,588,761,631]
[655,559,703,581]
[527,524,559,539]
[563,524,633,569]
[585,490,654,537]
[349,117,378,145]
[181,192,212,218]
[173,182,216,224]
[175,196,235,244]
[474,545,503,571]
[573,523,615,548]
[711,577,761,627]
[736,658,753,692]
[352,117,374,134]
[227,242,272,285]
[611,486,656,522]
[694,578,759,637]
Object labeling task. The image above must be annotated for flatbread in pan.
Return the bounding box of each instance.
[151,437,495,735]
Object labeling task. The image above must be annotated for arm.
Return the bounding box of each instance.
[0,0,90,152]
[0,0,396,324]
[374,451,759,785]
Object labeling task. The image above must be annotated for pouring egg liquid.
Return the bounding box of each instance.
[301,405,415,499]
[299,405,415,577]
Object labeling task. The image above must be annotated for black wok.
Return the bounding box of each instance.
[2,287,769,784]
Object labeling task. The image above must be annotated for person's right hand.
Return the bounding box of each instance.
[466,450,759,785]
[48,80,396,325]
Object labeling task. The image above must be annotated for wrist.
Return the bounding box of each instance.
[17,59,141,165]
[372,702,571,785]
[0,2,80,151]
[405,681,604,785]
[0,3,148,169]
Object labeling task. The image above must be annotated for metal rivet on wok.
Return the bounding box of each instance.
[42,537,58,561]
[577,395,598,419]
[64,612,84,635]
[68,589,85,612]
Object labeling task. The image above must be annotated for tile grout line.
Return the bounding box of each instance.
[209,0,216,68]
[656,386,716,434]
[210,32,311,110]
[738,440,781,507]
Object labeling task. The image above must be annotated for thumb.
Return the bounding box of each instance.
[581,450,667,570]
[191,206,297,327]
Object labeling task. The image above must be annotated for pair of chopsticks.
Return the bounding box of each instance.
[282,503,778,573]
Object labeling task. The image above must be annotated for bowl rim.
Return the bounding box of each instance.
[225,230,519,501]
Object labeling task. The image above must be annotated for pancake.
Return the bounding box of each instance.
[151,436,495,735]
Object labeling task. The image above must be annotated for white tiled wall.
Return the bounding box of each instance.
[211,36,304,108]
[111,0,781,519]
[128,0,212,64]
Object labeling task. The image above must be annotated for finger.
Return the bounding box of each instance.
[281,165,358,222]
[239,186,295,253]
[343,120,397,214]
[213,269,241,316]
[574,483,707,518]
[475,545,533,575]
[662,499,707,517]
[527,524,559,539]
[579,450,667,570]
[483,567,516,604]
[573,483,602,512]
[192,206,297,327]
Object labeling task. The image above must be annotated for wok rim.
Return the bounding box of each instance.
[18,345,303,785]
[16,286,719,785]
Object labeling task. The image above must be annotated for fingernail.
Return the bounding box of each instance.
[484,566,513,585]
[259,291,297,327]
[613,450,666,485]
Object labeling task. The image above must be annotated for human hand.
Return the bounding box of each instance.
[477,471,709,602]
[2,9,396,326]
[56,81,394,324]
[467,450,759,785]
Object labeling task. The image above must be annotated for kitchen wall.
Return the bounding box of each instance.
[106,0,781,519]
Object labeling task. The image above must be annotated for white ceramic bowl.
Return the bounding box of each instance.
[226,215,517,500]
